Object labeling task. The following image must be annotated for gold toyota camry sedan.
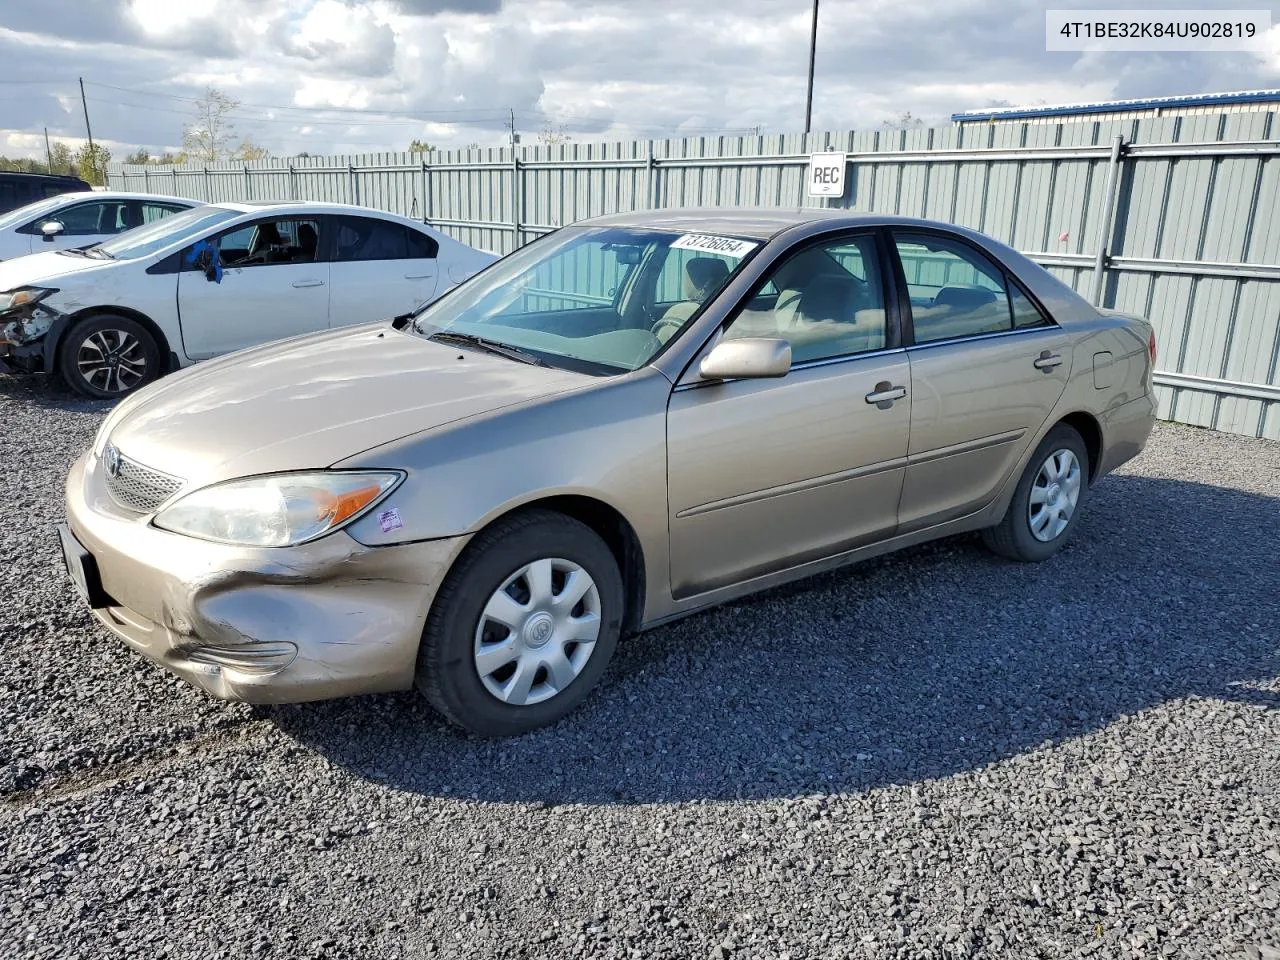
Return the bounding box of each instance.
[61,209,1156,736]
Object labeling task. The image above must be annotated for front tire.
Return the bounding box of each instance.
[415,509,625,737]
[58,315,161,399]
[982,424,1089,562]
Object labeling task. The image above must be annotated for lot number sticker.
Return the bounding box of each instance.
[669,234,759,258]
[808,152,847,198]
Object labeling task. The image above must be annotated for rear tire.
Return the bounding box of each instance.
[982,424,1089,563]
[58,315,160,399]
[415,509,625,737]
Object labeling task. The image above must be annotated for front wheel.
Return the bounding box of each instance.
[58,315,161,399]
[982,424,1089,562]
[415,509,625,737]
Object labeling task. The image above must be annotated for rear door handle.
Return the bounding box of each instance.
[1034,351,1063,371]
[292,279,325,288]
[865,382,907,407]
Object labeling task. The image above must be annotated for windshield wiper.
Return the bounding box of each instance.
[83,246,115,259]
[427,331,549,367]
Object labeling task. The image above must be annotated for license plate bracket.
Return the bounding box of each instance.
[57,523,112,609]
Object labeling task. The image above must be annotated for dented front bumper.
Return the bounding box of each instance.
[63,451,470,703]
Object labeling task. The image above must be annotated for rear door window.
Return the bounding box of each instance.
[331,216,423,262]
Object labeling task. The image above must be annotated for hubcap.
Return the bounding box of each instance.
[77,329,146,395]
[1028,448,1082,542]
[473,557,601,707]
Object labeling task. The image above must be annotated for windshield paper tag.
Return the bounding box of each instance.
[670,234,758,258]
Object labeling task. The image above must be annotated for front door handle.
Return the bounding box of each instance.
[404,274,433,280]
[1033,350,1063,371]
[865,381,907,407]
[292,279,325,288]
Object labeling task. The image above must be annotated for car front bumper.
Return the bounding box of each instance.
[63,451,470,704]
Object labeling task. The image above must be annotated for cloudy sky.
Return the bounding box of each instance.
[2,0,1278,160]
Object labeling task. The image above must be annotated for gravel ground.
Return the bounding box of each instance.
[1,373,1277,960]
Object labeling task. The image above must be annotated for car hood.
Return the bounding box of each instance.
[0,249,117,289]
[104,324,595,489]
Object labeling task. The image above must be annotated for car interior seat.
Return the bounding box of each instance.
[296,223,318,262]
[652,257,732,343]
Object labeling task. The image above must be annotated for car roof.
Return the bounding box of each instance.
[211,200,416,220]
[576,207,984,241]
[43,191,201,205]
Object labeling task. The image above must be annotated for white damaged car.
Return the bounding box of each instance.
[0,201,498,397]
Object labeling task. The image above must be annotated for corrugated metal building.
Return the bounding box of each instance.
[954,90,1280,126]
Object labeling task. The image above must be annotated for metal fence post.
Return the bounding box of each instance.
[143,167,150,193]
[244,164,252,200]
[512,149,522,248]
[289,164,297,200]
[1090,135,1125,305]
[204,166,211,202]
[646,142,657,209]
[349,165,357,205]
[422,158,431,224]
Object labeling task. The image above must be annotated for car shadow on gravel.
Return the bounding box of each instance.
[271,472,1279,805]
[0,373,114,414]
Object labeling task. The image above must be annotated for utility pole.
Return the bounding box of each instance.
[43,128,52,172]
[804,0,819,134]
[507,108,518,151]
[78,77,98,182]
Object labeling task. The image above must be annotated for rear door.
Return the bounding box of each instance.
[891,230,1073,531]
[177,215,330,359]
[325,215,440,327]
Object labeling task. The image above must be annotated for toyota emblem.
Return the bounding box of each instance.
[104,445,122,478]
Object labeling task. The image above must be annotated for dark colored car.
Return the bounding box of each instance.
[0,172,93,216]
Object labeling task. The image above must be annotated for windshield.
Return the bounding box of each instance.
[0,194,74,230]
[94,205,242,261]
[411,225,759,373]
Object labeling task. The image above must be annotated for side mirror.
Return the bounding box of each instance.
[40,220,65,241]
[195,247,218,281]
[699,337,791,381]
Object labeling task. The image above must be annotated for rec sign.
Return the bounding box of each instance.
[807,152,847,198]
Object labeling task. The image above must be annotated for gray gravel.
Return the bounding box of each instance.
[1,372,1277,960]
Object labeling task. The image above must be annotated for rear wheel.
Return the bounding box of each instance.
[982,424,1089,562]
[58,315,160,399]
[415,509,625,737]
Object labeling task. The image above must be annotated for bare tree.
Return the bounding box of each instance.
[183,87,240,162]
[537,121,573,146]
[882,111,924,131]
[408,139,437,154]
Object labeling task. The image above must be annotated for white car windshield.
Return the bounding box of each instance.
[0,195,71,230]
[93,205,242,261]
[412,226,759,374]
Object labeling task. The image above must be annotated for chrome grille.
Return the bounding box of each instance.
[102,446,184,513]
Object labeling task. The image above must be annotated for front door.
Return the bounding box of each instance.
[891,230,1072,531]
[177,215,330,360]
[667,231,911,598]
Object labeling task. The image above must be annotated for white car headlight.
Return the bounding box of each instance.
[153,471,402,547]
[0,286,56,313]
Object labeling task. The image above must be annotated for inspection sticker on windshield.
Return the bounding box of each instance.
[669,234,758,258]
[377,508,403,534]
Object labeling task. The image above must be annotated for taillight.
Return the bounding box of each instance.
[1148,329,1157,366]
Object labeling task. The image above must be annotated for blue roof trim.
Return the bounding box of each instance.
[952,90,1280,122]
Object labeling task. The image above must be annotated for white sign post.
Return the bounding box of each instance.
[807,152,847,198]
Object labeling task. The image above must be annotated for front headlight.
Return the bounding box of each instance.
[153,471,403,547]
[0,286,56,313]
